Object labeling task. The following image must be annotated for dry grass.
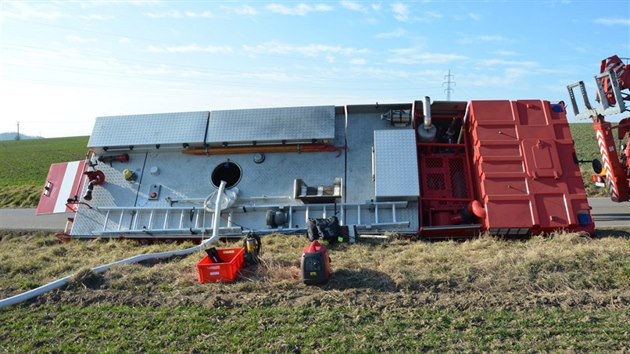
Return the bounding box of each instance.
[0,231,628,311]
[1,231,628,352]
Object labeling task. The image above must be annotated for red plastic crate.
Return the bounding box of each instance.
[196,247,244,283]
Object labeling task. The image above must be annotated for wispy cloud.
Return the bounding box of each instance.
[80,14,113,20]
[458,33,506,44]
[350,58,367,65]
[220,5,257,16]
[375,28,406,39]
[390,3,442,23]
[147,44,233,54]
[341,0,368,13]
[75,0,163,8]
[468,12,481,21]
[146,10,181,18]
[266,3,333,16]
[391,2,409,21]
[418,11,442,22]
[243,41,368,57]
[479,59,538,67]
[241,72,301,82]
[66,35,98,43]
[0,1,63,20]
[594,18,630,26]
[387,49,467,64]
[146,10,213,18]
[185,11,213,18]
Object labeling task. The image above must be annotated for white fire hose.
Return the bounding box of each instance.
[0,181,228,309]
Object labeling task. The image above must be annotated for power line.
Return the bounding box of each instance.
[443,70,455,101]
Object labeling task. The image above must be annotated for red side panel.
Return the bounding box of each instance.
[467,100,594,235]
[36,160,88,215]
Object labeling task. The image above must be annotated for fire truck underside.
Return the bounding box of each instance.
[37,99,594,240]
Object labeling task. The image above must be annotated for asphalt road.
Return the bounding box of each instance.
[1,198,628,232]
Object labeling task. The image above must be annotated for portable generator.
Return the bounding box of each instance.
[300,240,331,285]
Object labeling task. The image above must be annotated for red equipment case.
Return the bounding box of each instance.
[196,247,244,283]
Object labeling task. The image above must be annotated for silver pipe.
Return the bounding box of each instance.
[423,96,432,128]
[211,180,227,241]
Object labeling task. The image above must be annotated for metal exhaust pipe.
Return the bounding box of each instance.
[417,96,437,142]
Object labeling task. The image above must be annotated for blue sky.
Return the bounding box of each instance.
[1,0,629,138]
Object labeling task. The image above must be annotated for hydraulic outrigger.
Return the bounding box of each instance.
[567,55,630,202]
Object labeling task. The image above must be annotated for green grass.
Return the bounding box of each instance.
[0,136,89,207]
[569,123,625,197]
[0,231,628,351]
[1,305,627,352]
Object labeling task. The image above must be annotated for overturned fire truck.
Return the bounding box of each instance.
[37,96,595,241]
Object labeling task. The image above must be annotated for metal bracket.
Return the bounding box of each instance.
[567,70,628,120]
[567,81,595,120]
[594,70,627,116]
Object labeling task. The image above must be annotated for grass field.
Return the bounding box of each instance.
[569,123,616,198]
[0,136,89,207]
[0,231,628,351]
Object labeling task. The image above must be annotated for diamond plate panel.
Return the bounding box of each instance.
[374,129,420,200]
[206,106,335,144]
[88,111,209,148]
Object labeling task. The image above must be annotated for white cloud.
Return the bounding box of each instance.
[241,72,301,82]
[266,3,333,16]
[391,2,409,22]
[66,35,98,43]
[74,0,163,8]
[221,5,257,16]
[80,14,112,20]
[479,59,538,67]
[495,50,517,56]
[420,11,442,21]
[374,28,406,38]
[594,18,630,26]
[243,41,369,57]
[458,33,506,45]
[341,0,368,13]
[147,44,234,54]
[468,12,480,21]
[371,3,382,11]
[387,49,467,64]
[350,58,367,65]
[146,10,214,18]
[0,1,63,20]
[184,11,213,18]
[119,37,132,44]
[390,3,441,23]
[146,10,181,18]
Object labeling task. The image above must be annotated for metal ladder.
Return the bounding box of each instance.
[91,201,411,238]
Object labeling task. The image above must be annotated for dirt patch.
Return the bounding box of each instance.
[37,271,629,312]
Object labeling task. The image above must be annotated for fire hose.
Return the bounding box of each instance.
[0,181,228,309]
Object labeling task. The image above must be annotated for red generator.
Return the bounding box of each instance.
[301,240,331,285]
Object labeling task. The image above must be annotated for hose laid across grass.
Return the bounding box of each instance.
[0,182,228,309]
